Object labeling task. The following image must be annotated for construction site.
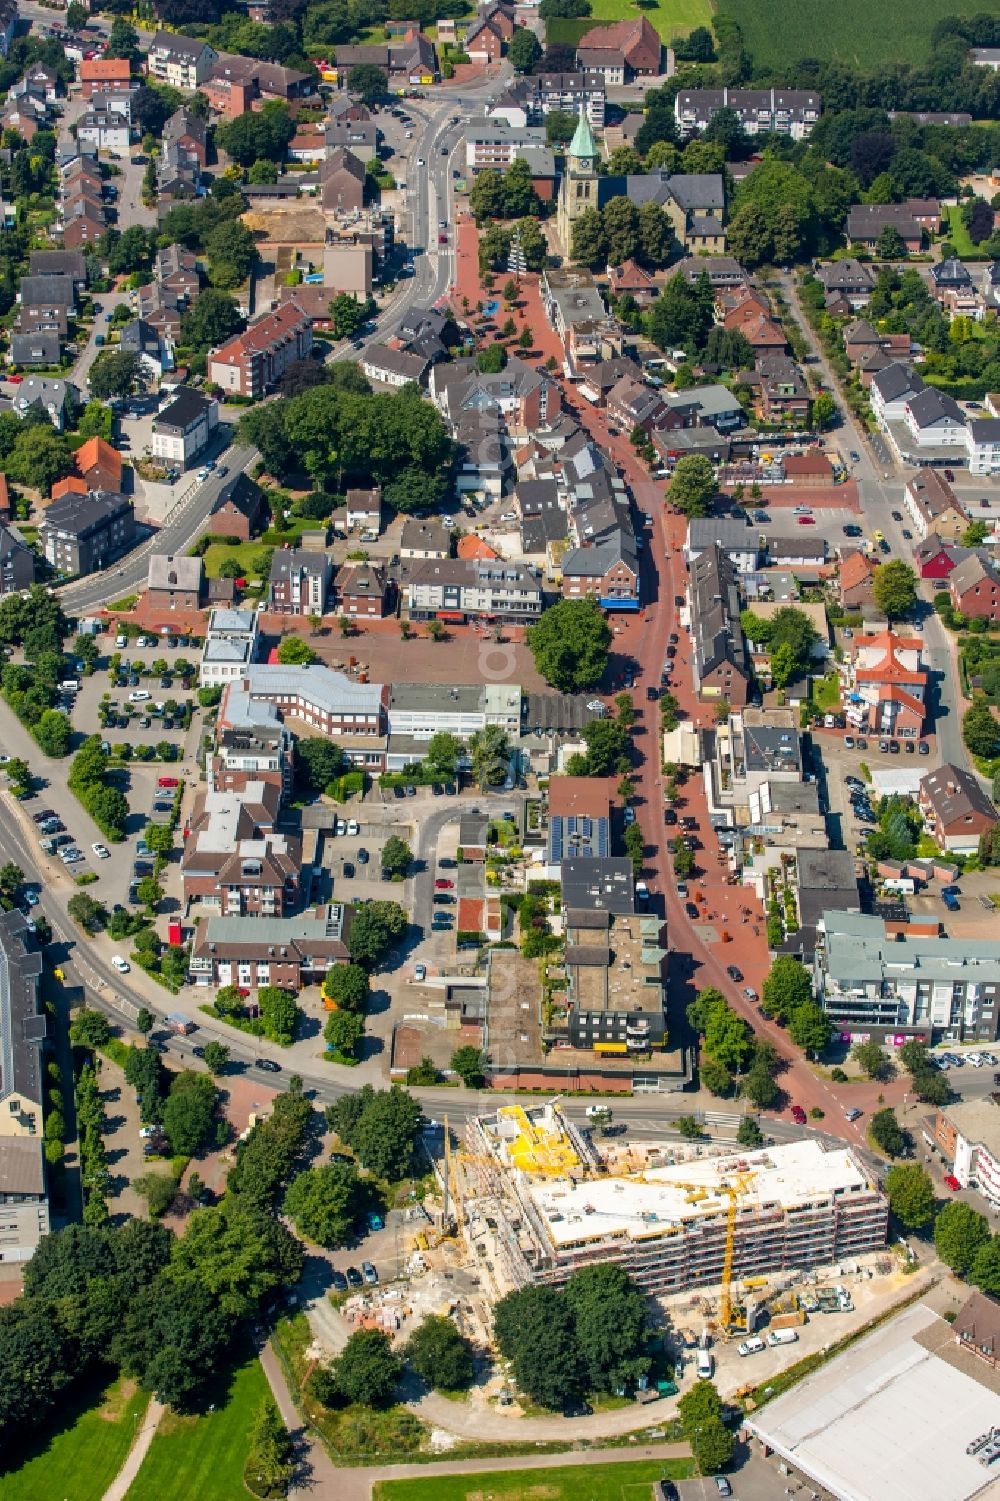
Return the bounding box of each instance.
[458,1103,889,1330]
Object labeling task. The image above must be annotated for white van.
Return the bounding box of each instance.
[737,1336,765,1357]
[62,679,81,694]
[128,690,151,703]
[697,1349,714,1379]
[766,1329,799,1347]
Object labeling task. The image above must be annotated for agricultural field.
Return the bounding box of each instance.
[374,1458,696,1501]
[716,0,956,68]
[546,0,713,47]
[0,1376,149,1501]
[124,1358,268,1501]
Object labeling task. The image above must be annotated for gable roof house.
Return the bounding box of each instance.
[689,543,750,705]
[319,147,366,214]
[575,17,661,80]
[919,763,999,854]
[147,32,218,88]
[838,548,880,609]
[949,553,1000,622]
[904,468,968,542]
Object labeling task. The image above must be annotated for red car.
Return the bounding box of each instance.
[796,515,816,525]
[157,776,179,789]
[943,1174,961,1192]
[791,1105,807,1125]
[434,878,454,890]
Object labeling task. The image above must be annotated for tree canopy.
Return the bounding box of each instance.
[527,597,612,692]
[405,1314,474,1391]
[284,1162,361,1247]
[326,1085,422,1181]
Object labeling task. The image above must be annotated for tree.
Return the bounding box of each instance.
[703,1003,752,1073]
[8,432,73,498]
[700,1055,733,1096]
[206,221,258,290]
[812,391,836,430]
[935,1198,991,1274]
[494,1285,581,1407]
[331,1327,401,1406]
[468,724,512,790]
[508,26,541,72]
[787,1002,831,1057]
[180,289,243,353]
[963,520,990,547]
[135,876,163,913]
[571,207,609,271]
[450,1046,487,1088]
[761,956,813,1022]
[117,1280,228,1411]
[133,1171,178,1219]
[737,1116,764,1148]
[406,1314,474,1391]
[347,63,387,104]
[257,986,299,1046]
[872,559,917,620]
[381,835,412,879]
[322,963,370,1014]
[563,1263,649,1394]
[726,202,773,268]
[70,1007,111,1048]
[603,195,640,264]
[324,1008,365,1059]
[284,1162,361,1247]
[668,455,716,518]
[963,698,999,760]
[88,349,144,402]
[852,1039,892,1080]
[170,1197,302,1319]
[425,731,462,778]
[343,1085,422,1181]
[162,1071,222,1156]
[869,1106,905,1158]
[202,1040,230,1074]
[885,1163,935,1230]
[637,200,675,268]
[741,1063,780,1110]
[276,635,316,666]
[135,1009,155,1036]
[245,1396,295,1497]
[67,895,107,937]
[296,737,346,794]
[347,901,407,970]
[678,1380,734,1476]
[476,342,507,374]
[105,17,140,66]
[876,225,906,259]
[330,292,367,340]
[544,107,580,144]
[527,598,612,692]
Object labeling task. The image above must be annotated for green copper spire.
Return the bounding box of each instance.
[569,105,597,166]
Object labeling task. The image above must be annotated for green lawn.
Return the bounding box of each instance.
[0,1375,149,1501]
[547,0,712,46]
[716,0,958,67]
[124,1358,268,1501]
[198,539,269,579]
[810,672,841,713]
[373,1459,696,1501]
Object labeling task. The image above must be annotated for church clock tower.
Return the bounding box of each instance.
[557,106,599,255]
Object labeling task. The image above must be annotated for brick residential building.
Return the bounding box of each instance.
[147,552,204,611]
[949,554,1000,622]
[79,57,132,98]
[335,561,390,619]
[838,549,880,609]
[208,302,313,399]
[40,491,135,576]
[561,535,640,608]
[189,906,351,991]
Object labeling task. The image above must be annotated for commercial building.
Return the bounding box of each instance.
[0,909,49,1265]
[40,490,134,576]
[241,664,386,767]
[387,682,521,742]
[688,544,750,705]
[903,468,968,542]
[405,558,543,624]
[703,707,802,829]
[815,910,1000,1039]
[147,552,204,611]
[745,1299,1000,1501]
[465,1106,887,1293]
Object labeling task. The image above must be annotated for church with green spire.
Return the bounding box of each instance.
[556,105,599,252]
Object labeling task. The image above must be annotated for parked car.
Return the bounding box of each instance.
[331,1269,348,1292]
[726,965,743,982]
[791,1105,807,1125]
[434,878,454,889]
[346,1266,363,1287]
[362,1261,379,1284]
[944,1174,961,1192]
[111,955,130,973]
[685,901,700,919]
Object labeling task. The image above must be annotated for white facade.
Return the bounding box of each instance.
[967,422,1000,475]
[199,608,260,687]
[151,395,218,468]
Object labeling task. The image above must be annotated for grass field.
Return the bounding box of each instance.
[373,1459,697,1501]
[546,0,713,47]
[124,1358,268,1501]
[0,1375,149,1501]
[716,0,957,68]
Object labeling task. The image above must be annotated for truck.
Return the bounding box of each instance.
[165,1012,196,1035]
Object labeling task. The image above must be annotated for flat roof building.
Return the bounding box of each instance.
[466,1106,887,1293]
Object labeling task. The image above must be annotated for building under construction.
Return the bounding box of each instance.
[465,1103,888,1296]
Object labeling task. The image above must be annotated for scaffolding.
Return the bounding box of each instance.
[498,1104,581,1178]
